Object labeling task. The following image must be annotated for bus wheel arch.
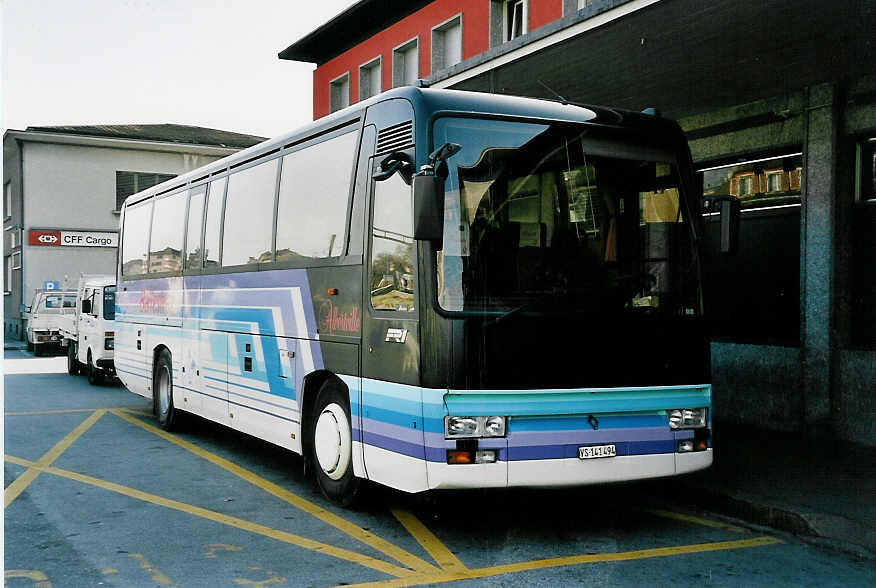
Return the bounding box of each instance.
[303,373,361,506]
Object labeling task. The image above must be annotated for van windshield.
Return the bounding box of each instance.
[103,286,116,320]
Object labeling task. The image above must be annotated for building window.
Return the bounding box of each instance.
[359,57,382,101]
[702,153,803,210]
[857,138,876,202]
[505,0,527,41]
[699,153,804,345]
[329,72,350,113]
[5,256,11,293]
[6,226,20,250]
[116,171,176,211]
[4,181,11,220]
[432,15,463,73]
[12,251,21,270]
[392,38,419,87]
[490,0,528,47]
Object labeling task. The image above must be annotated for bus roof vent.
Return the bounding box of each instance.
[376,120,413,156]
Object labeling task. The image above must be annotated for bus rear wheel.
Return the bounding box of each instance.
[309,381,360,506]
[153,349,179,431]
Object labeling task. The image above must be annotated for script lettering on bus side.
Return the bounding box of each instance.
[137,290,170,315]
[318,300,361,334]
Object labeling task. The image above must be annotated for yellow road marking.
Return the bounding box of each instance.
[340,535,784,587]
[4,407,145,417]
[4,454,415,579]
[232,566,285,586]
[638,507,748,533]
[112,408,438,574]
[391,509,468,572]
[129,553,177,587]
[205,543,244,558]
[4,569,52,587]
[4,409,106,508]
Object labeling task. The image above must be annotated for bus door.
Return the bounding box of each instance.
[229,333,299,452]
[360,154,427,492]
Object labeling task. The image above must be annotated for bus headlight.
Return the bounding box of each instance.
[668,408,708,429]
[105,337,114,350]
[445,416,506,439]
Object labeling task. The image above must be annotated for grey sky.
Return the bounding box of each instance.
[1,0,356,138]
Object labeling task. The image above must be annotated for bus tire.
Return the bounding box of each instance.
[153,349,179,431]
[67,343,80,375]
[87,350,104,385]
[309,381,360,506]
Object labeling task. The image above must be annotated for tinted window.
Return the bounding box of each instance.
[370,169,415,312]
[121,201,153,276]
[103,286,116,320]
[222,161,278,266]
[185,185,206,270]
[702,153,802,210]
[204,177,226,269]
[149,191,186,273]
[276,131,359,262]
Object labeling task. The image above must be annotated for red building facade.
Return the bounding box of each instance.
[298,0,564,119]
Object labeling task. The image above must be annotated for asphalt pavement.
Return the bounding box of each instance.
[4,345,874,586]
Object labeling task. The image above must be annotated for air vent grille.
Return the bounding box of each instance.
[375,120,413,156]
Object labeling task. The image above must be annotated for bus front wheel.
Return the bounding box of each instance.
[309,381,360,506]
[153,349,179,431]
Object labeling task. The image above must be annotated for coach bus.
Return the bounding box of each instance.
[116,87,719,505]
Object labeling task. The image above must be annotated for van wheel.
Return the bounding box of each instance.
[153,349,179,431]
[67,343,80,375]
[309,380,360,506]
[87,350,104,385]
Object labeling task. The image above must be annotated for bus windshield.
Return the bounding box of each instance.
[433,117,699,318]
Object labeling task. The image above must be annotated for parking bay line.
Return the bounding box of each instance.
[4,409,106,508]
[391,509,468,573]
[636,507,748,534]
[340,535,784,587]
[4,454,416,579]
[111,408,440,575]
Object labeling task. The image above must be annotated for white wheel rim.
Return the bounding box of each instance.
[158,366,170,416]
[314,403,352,480]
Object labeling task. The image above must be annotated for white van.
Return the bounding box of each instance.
[25,291,77,356]
[59,275,116,384]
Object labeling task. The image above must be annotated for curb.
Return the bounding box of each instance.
[681,483,875,556]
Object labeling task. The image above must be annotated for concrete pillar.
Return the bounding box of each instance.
[800,83,839,434]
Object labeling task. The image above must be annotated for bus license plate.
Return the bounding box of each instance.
[578,444,616,459]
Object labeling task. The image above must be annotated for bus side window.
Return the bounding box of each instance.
[222,160,278,266]
[370,165,415,312]
[276,129,359,262]
[185,184,207,270]
[149,190,186,274]
[121,201,153,276]
[204,177,226,269]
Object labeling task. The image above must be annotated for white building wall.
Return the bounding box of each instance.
[18,141,224,328]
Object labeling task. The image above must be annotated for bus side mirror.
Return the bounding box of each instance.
[705,195,740,255]
[81,299,92,314]
[412,169,444,244]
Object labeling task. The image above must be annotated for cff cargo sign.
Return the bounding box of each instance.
[28,229,118,248]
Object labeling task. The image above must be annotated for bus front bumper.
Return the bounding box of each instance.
[426,450,712,490]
